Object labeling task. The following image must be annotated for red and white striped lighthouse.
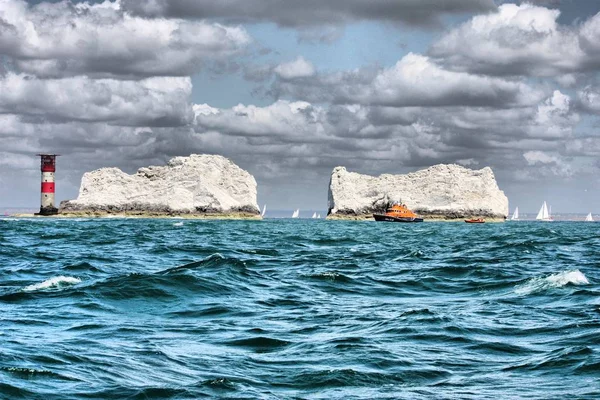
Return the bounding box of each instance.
[37,154,59,215]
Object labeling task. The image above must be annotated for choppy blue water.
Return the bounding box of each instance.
[0,218,599,399]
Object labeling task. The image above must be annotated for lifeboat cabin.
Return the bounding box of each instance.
[373,204,424,223]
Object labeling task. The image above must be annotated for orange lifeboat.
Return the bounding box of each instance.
[373,204,424,223]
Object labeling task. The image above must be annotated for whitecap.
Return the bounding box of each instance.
[515,270,589,295]
[22,276,81,292]
[173,222,184,226]
[546,270,589,285]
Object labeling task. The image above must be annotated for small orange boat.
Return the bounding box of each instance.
[465,218,485,223]
[374,204,423,223]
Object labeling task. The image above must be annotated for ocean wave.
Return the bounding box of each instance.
[280,367,451,389]
[81,254,254,300]
[305,271,354,283]
[198,377,238,390]
[2,220,600,399]
[62,262,103,273]
[504,346,593,372]
[515,270,589,295]
[160,253,248,275]
[1,366,80,381]
[225,336,292,352]
[22,276,81,292]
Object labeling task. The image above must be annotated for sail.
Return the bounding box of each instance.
[312,212,317,218]
[511,207,519,220]
[585,213,593,222]
[536,201,550,221]
[261,204,266,217]
[317,214,321,219]
[536,203,544,220]
[292,209,299,218]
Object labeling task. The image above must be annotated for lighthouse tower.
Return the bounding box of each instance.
[37,154,59,215]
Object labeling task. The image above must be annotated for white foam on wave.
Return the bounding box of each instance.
[173,221,184,226]
[23,276,81,292]
[515,270,589,295]
[546,270,589,285]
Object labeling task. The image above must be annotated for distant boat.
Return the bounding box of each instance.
[536,201,552,221]
[465,218,485,224]
[510,207,519,221]
[585,212,594,222]
[312,212,317,219]
[292,209,299,218]
[261,204,266,217]
[317,214,321,219]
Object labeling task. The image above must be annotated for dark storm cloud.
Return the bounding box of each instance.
[122,0,496,28]
[188,84,590,187]
[0,73,194,127]
[0,0,250,78]
[270,53,544,108]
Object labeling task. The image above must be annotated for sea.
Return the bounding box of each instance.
[0,217,598,399]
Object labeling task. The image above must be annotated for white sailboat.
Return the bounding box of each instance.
[510,207,519,221]
[585,212,594,222]
[312,212,317,219]
[261,204,266,217]
[292,209,299,218]
[317,214,321,219]
[536,201,552,221]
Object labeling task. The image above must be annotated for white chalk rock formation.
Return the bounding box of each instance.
[60,155,259,215]
[328,164,508,219]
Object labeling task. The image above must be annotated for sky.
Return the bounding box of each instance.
[1,0,600,213]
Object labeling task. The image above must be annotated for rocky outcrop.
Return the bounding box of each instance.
[60,154,260,218]
[327,164,508,220]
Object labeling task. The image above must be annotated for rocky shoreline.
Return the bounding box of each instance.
[326,214,506,222]
[13,211,261,220]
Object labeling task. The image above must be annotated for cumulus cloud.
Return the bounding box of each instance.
[193,100,401,142]
[274,57,316,80]
[191,100,492,173]
[430,3,600,76]
[187,87,584,181]
[0,73,193,126]
[577,85,600,114]
[523,150,573,177]
[272,53,543,107]
[413,90,579,146]
[530,90,578,138]
[524,150,564,165]
[564,137,600,157]
[0,0,250,78]
[122,0,496,28]
[194,100,328,141]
